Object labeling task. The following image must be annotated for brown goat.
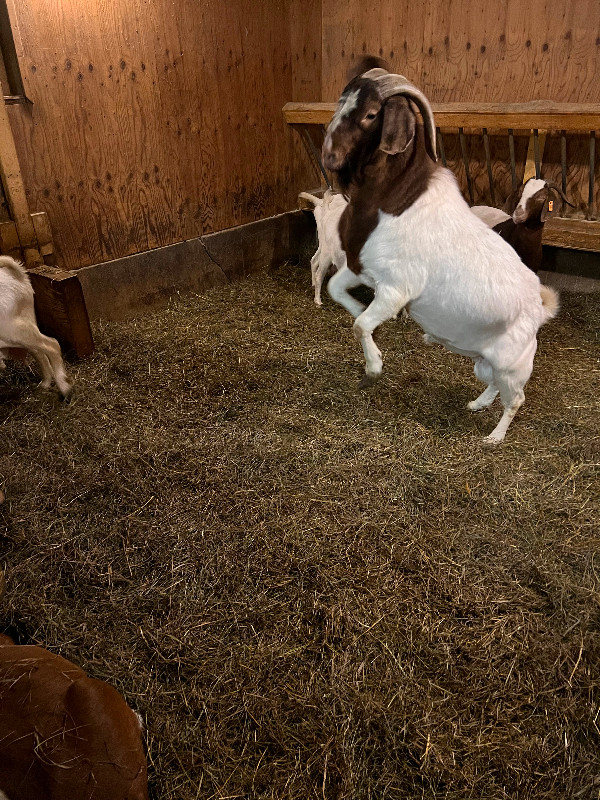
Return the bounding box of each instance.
[472,178,574,273]
[0,634,148,800]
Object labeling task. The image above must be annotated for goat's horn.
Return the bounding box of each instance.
[364,70,437,162]
[545,182,575,207]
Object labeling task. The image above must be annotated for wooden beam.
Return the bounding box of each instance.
[26,265,94,358]
[283,101,600,132]
[0,75,42,267]
[30,211,54,258]
[543,218,600,251]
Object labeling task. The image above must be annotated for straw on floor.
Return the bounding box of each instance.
[1,261,599,799]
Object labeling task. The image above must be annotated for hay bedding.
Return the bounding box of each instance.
[0,261,599,799]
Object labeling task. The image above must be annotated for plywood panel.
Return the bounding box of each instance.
[320,0,600,217]
[5,0,320,269]
[322,0,600,104]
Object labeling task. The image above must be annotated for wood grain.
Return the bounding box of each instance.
[5,0,320,269]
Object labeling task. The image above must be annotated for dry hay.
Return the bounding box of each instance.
[0,261,599,800]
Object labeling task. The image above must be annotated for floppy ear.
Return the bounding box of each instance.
[346,55,390,83]
[540,198,553,222]
[379,96,415,156]
[503,184,525,214]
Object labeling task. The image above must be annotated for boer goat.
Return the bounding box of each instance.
[0,634,149,800]
[299,190,348,305]
[0,256,71,398]
[471,178,574,273]
[322,58,559,443]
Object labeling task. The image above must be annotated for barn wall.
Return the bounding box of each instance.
[6,0,321,270]
[320,0,600,213]
[321,1,600,103]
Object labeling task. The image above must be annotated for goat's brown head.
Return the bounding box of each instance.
[505,178,574,224]
[322,58,437,181]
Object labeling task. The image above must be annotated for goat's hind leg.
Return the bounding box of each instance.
[468,357,498,411]
[12,320,72,398]
[484,341,537,444]
[353,286,408,387]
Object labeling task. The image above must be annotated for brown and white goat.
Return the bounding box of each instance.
[0,634,149,800]
[321,58,558,442]
[471,178,574,273]
[0,256,71,398]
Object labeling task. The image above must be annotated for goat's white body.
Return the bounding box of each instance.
[302,191,348,305]
[329,168,558,442]
[470,205,510,228]
[0,256,71,396]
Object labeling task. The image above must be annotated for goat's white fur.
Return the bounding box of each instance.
[300,190,348,305]
[470,205,510,227]
[514,178,546,219]
[0,256,71,396]
[327,89,360,135]
[328,168,559,443]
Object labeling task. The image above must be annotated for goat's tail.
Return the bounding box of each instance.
[298,192,323,208]
[0,255,27,282]
[540,284,560,323]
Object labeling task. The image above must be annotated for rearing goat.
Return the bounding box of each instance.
[322,58,558,443]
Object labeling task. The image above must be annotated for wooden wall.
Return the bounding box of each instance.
[320,0,600,213]
[6,0,599,270]
[6,0,322,269]
[321,0,600,103]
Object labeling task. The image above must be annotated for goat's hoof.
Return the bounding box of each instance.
[358,373,379,389]
[59,384,73,403]
[467,400,484,411]
[483,433,503,446]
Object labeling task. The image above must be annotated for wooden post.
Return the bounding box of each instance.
[0,74,42,267]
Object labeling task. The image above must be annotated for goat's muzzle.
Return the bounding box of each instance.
[322,136,346,171]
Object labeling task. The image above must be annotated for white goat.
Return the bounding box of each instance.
[0,256,71,397]
[322,60,559,443]
[299,190,348,305]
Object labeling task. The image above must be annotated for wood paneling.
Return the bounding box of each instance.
[321,0,600,104]
[6,0,320,269]
[320,1,600,216]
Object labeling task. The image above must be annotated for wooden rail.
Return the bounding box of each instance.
[284,101,600,255]
[283,101,600,132]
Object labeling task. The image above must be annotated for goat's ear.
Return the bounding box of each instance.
[504,184,525,214]
[379,96,415,156]
[346,55,389,83]
[540,199,552,222]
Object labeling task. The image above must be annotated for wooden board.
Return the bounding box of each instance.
[27,266,94,357]
[5,0,320,270]
[283,102,600,131]
[319,0,600,230]
[321,0,600,105]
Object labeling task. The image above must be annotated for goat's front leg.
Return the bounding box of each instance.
[353,286,408,387]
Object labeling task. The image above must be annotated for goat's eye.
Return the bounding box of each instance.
[365,112,377,120]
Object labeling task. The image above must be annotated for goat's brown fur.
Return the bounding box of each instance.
[0,636,149,800]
